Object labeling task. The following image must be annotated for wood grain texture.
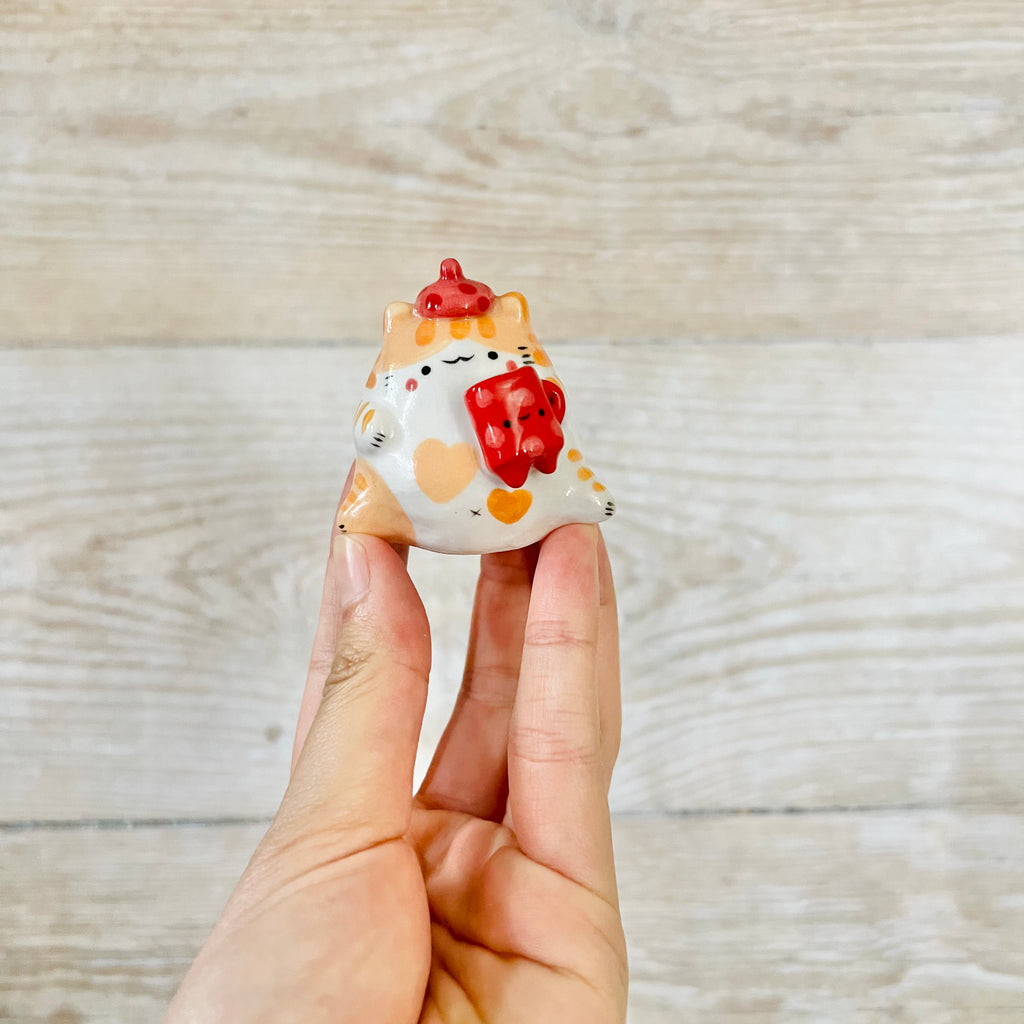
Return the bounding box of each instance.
[618,811,1024,1023]
[2,340,1022,821]
[2,0,1024,345]
[2,811,1022,1023]
[5,3,1023,1018]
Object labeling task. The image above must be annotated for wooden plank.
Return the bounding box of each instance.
[2,811,1023,1022]
[618,811,1024,1022]
[2,1,1023,344]
[0,821,259,1024]
[1,341,1022,820]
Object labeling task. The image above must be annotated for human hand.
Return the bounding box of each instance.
[165,521,626,1023]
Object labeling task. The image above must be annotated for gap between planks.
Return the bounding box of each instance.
[4,335,1022,351]
[4,802,1023,833]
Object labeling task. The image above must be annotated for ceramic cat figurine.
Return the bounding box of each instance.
[337,259,615,554]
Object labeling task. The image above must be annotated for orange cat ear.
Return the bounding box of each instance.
[494,291,530,325]
[383,301,414,335]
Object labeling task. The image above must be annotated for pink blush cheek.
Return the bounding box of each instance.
[506,359,518,371]
[406,378,418,392]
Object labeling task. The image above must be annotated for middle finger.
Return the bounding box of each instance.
[417,544,538,820]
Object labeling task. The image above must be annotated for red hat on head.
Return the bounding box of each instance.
[414,259,495,318]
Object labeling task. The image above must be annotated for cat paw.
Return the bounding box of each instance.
[354,406,399,454]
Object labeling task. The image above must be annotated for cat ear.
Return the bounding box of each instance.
[494,291,530,324]
[383,301,414,335]
[378,300,426,372]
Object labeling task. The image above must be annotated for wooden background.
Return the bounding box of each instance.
[2,2,1024,1021]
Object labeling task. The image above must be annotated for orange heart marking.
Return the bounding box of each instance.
[414,439,479,504]
[487,488,533,524]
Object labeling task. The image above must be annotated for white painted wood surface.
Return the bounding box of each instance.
[2,1,1024,344]
[3,813,1023,1023]
[3,342,1022,823]
[3,1,1024,1020]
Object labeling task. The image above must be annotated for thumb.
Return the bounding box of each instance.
[274,533,431,853]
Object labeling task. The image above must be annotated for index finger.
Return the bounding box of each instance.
[597,531,621,789]
[507,524,617,906]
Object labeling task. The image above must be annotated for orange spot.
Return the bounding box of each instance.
[354,400,368,425]
[365,369,377,388]
[487,488,533,524]
[450,318,471,339]
[578,467,594,481]
[477,315,496,339]
[415,320,436,346]
[567,448,583,462]
[592,482,606,493]
[532,345,552,367]
[341,472,368,511]
[361,408,375,433]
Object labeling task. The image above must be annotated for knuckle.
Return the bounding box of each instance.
[321,634,378,703]
[460,663,518,710]
[510,711,602,768]
[322,634,429,712]
[523,617,597,654]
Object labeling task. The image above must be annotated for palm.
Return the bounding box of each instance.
[410,805,626,1024]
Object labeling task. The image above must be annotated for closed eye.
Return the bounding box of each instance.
[442,355,475,364]
[518,413,530,421]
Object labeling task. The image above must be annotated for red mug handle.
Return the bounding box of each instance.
[543,379,566,422]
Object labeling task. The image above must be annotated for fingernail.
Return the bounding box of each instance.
[332,534,370,610]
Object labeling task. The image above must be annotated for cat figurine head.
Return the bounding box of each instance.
[337,258,615,554]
